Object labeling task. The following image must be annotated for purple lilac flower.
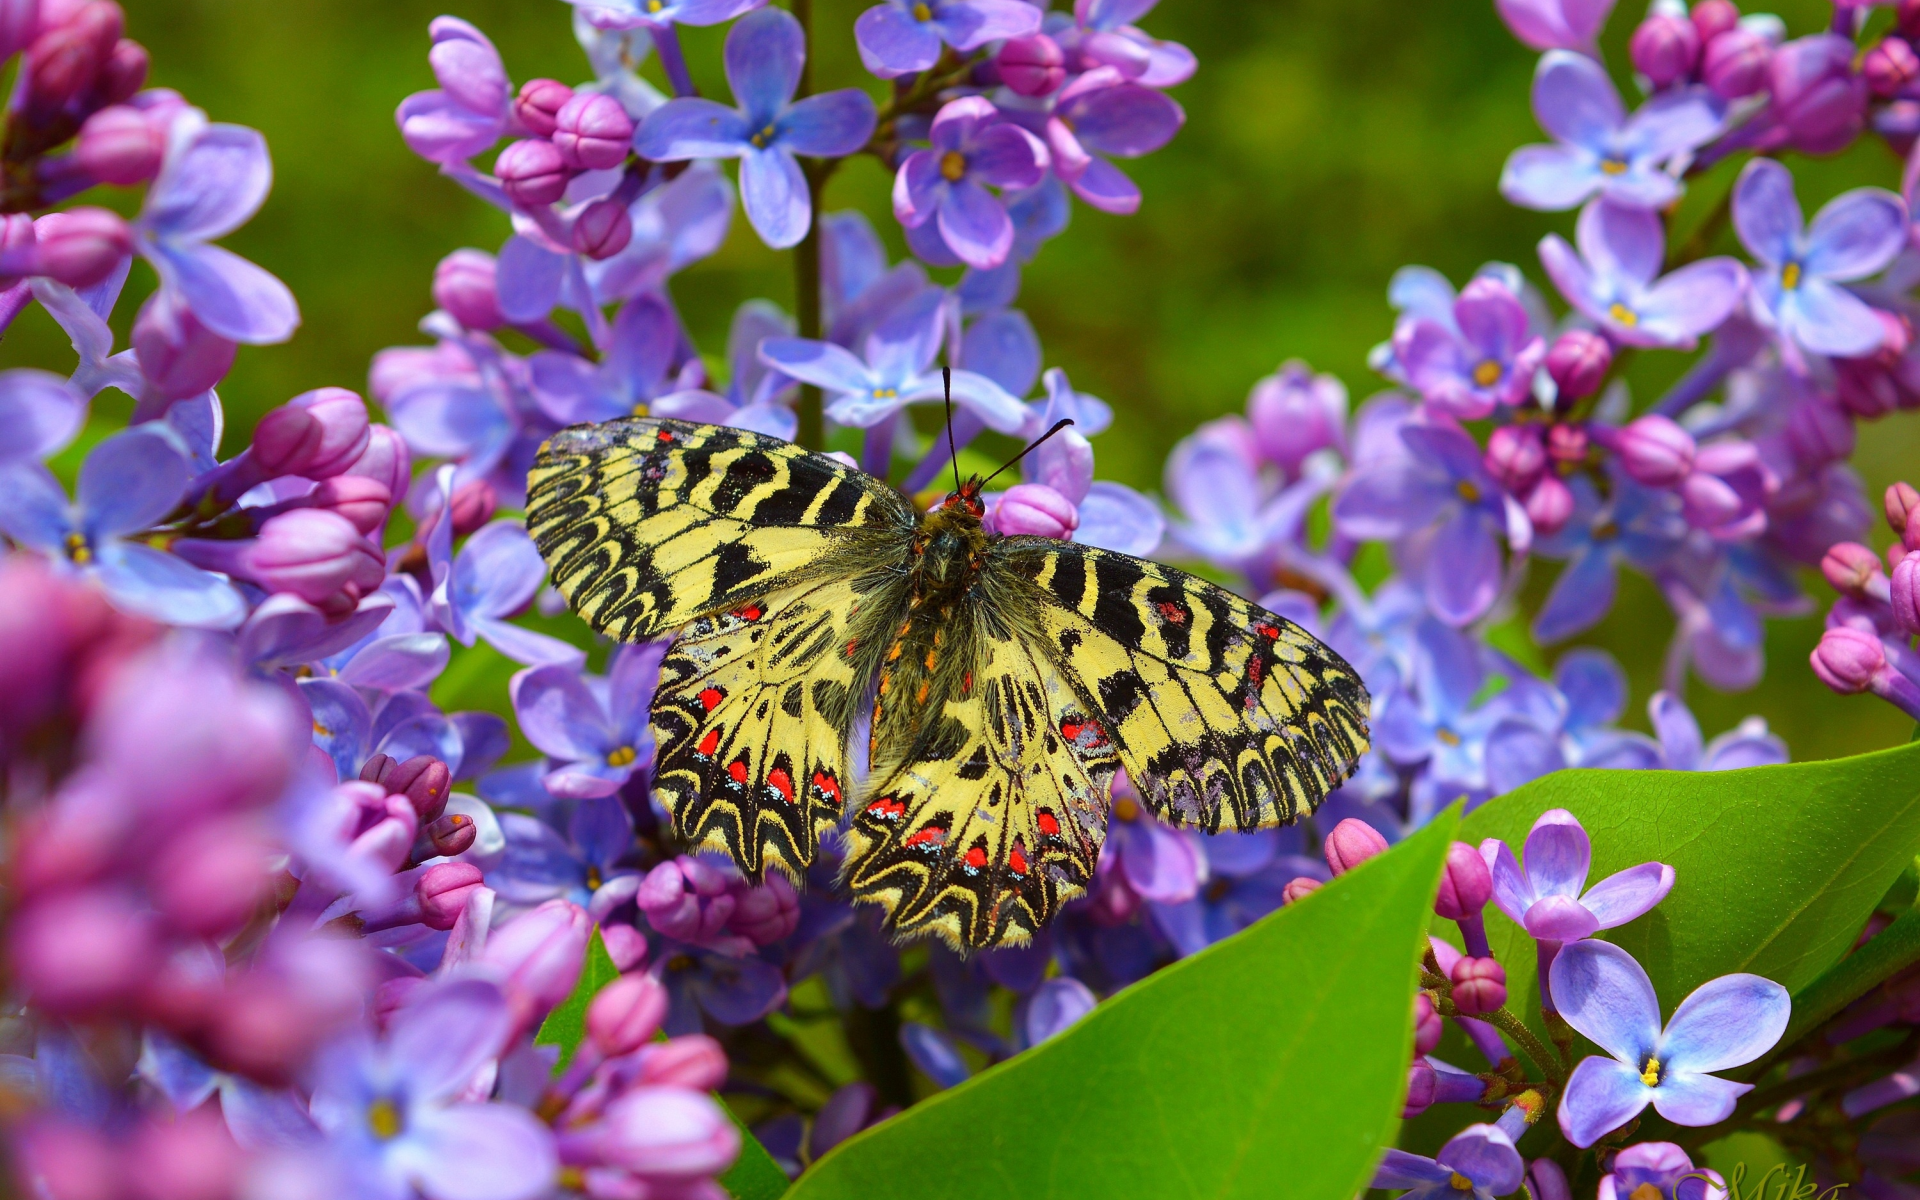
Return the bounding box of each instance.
[1040,67,1184,215]
[1495,0,1616,51]
[431,519,583,667]
[308,979,557,1200]
[301,681,471,783]
[377,328,555,507]
[528,293,689,424]
[1540,199,1748,349]
[758,292,1025,434]
[634,8,876,249]
[1021,976,1097,1046]
[1166,418,1333,588]
[133,110,298,345]
[654,942,789,1034]
[0,426,246,628]
[1392,276,1547,419]
[1501,51,1720,212]
[568,0,763,32]
[894,97,1050,270]
[1533,472,1689,643]
[855,0,1040,79]
[1482,809,1674,946]
[1048,0,1195,88]
[1371,1123,1525,1199]
[396,18,510,165]
[1596,1142,1727,1200]
[993,413,1161,555]
[0,368,83,466]
[1731,157,1908,361]
[511,643,664,799]
[1646,690,1786,770]
[1550,648,1663,770]
[1149,828,1323,956]
[1552,939,1789,1147]
[493,796,643,923]
[1333,418,1530,626]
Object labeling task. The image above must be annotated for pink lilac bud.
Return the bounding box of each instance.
[1835,312,1913,418]
[1280,876,1321,904]
[73,102,159,183]
[1403,1060,1437,1119]
[632,1034,729,1090]
[149,815,274,937]
[1691,0,1740,42]
[1546,421,1589,468]
[418,862,485,931]
[638,859,737,945]
[238,510,386,605]
[481,898,590,1027]
[496,137,570,207]
[448,478,498,538]
[124,1106,243,1200]
[1704,27,1774,99]
[1450,957,1508,1015]
[994,482,1078,539]
[1545,330,1611,403]
[24,24,98,117]
[1413,993,1443,1056]
[1433,841,1493,920]
[1823,542,1886,599]
[1324,817,1388,875]
[1610,414,1695,487]
[1786,398,1855,469]
[573,196,633,260]
[1866,37,1920,98]
[343,425,412,507]
[94,35,143,105]
[1679,469,1745,531]
[0,0,34,62]
[10,887,159,1013]
[1523,474,1576,538]
[1484,425,1545,493]
[586,973,670,1057]
[1770,34,1867,156]
[553,92,633,171]
[360,753,452,822]
[432,248,505,330]
[998,34,1066,97]
[424,812,475,857]
[252,387,371,480]
[1811,625,1890,692]
[726,873,799,946]
[602,923,647,970]
[301,475,393,536]
[1886,481,1920,540]
[1631,12,1701,87]
[27,207,128,287]
[1893,554,1920,635]
[1248,360,1347,474]
[514,78,574,138]
[565,1088,740,1178]
[132,289,235,400]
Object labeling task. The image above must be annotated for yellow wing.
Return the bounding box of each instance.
[993,538,1370,832]
[527,417,916,642]
[843,601,1117,950]
[652,566,911,882]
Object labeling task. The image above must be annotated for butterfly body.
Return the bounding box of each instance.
[528,416,1370,950]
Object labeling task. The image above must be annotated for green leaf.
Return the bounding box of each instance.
[1459,741,1920,1025]
[787,808,1461,1200]
[720,1100,796,1200]
[534,926,621,1071]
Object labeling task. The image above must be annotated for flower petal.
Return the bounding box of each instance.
[1533,547,1619,644]
[92,542,247,629]
[1731,158,1801,267]
[1523,809,1591,899]
[142,120,272,242]
[1550,939,1662,1066]
[1660,972,1791,1074]
[451,521,545,623]
[780,89,878,158]
[967,123,1049,191]
[1578,197,1665,287]
[1649,1071,1750,1128]
[397,1101,558,1200]
[1423,506,1500,626]
[1533,50,1624,149]
[0,370,83,464]
[725,7,804,122]
[739,146,811,250]
[1581,862,1675,930]
[1066,156,1140,215]
[1558,1054,1653,1148]
[1779,278,1890,357]
[1480,838,1537,926]
[937,179,1014,270]
[633,98,751,160]
[1500,143,1600,211]
[855,3,942,77]
[388,978,512,1100]
[1648,690,1703,769]
[1435,1124,1524,1195]
[145,242,299,345]
[1372,1149,1453,1190]
[1075,482,1163,556]
[1065,83,1183,158]
[1636,257,1747,346]
[79,425,190,538]
[1524,893,1602,941]
[1804,187,1908,281]
[758,337,874,394]
[510,664,616,761]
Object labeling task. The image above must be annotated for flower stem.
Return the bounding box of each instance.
[1485,1008,1565,1088]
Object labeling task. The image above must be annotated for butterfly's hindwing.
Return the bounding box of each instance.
[845,602,1116,949]
[527,417,916,642]
[995,538,1370,833]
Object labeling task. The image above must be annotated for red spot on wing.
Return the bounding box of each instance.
[812,770,843,802]
[1254,623,1282,639]
[1009,842,1028,875]
[656,429,674,443]
[963,845,988,871]
[1036,810,1061,838]
[961,670,973,695]
[727,759,749,785]
[903,827,946,850]
[696,728,720,758]
[767,767,795,804]
[732,604,764,622]
[1157,601,1187,624]
[698,686,724,712]
[1062,719,1108,749]
[865,795,906,821]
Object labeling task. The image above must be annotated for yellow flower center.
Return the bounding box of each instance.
[1113,795,1139,821]
[913,1,932,18]
[1471,359,1502,387]
[1455,479,1481,504]
[1640,1056,1662,1087]
[607,744,638,767]
[1449,1173,1475,1192]
[646,0,664,10]
[1609,302,1638,327]
[940,150,968,182]
[1630,1184,1664,1200]
[1435,727,1462,747]
[585,865,604,891]
[1599,157,1628,175]
[313,720,332,738]
[630,400,651,416]
[1593,518,1619,542]
[1781,261,1802,290]
[63,531,91,565]
[667,953,694,972]
[749,123,777,149]
[367,1097,404,1140]
[873,386,898,400]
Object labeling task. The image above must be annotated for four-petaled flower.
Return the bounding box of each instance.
[894,97,1051,270]
[1482,808,1675,945]
[1392,276,1547,419]
[1553,938,1790,1147]
[855,0,1040,78]
[635,8,877,249]
[1371,1123,1525,1200]
[1539,199,1748,349]
[511,643,665,798]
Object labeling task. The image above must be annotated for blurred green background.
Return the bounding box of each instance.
[3,0,1916,759]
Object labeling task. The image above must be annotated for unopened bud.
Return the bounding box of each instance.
[993,482,1078,540]
[425,813,475,858]
[1630,13,1701,88]
[344,425,412,508]
[432,248,505,331]
[1866,37,1920,98]
[727,873,799,946]
[132,289,235,400]
[1691,0,1740,43]
[1450,956,1508,1015]
[496,137,570,208]
[74,103,161,184]
[302,476,393,536]
[1545,421,1589,466]
[1822,542,1884,598]
[1887,481,1920,541]
[26,207,129,288]
[251,388,371,480]
[1413,993,1443,1056]
[1323,817,1388,875]
[1403,1059,1437,1118]
[1703,27,1773,99]
[1434,841,1493,920]
[633,1034,728,1090]
[1545,330,1611,404]
[1609,414,1695,488]
[417,862,484,931]
[1786,398,1855,468]
[94,36,144,105]
[1810,625,1887,693]
[1484,425,1545,493]
[361,753,452,822]
[585,972,669,1057]
[552,92,633,172]
[1894,554,1920,637]
[513,78,574,139]
[1280,876,1321,905]
[573,196,632,260]
[998,34,1066,97]
[1523,474,1575,538]
[448,478,498,538]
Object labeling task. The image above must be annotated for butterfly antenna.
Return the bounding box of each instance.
[981,418,1075,489]
[943,367,961,495]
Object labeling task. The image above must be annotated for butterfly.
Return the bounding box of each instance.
[526,412,1370,950]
